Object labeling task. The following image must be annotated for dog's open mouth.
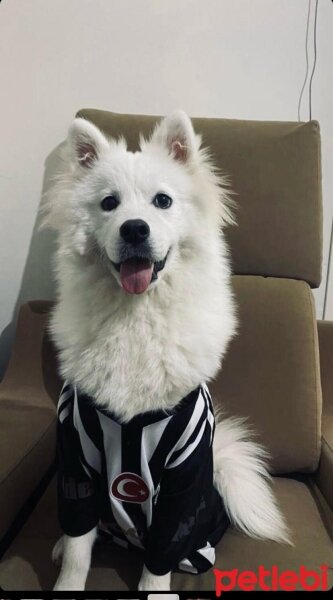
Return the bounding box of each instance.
[112,252,169,295]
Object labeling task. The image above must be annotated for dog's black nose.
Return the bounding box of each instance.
[120,219,150,245]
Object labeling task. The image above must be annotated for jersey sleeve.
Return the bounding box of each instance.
[57,383,102,537]
[144,385,219,575]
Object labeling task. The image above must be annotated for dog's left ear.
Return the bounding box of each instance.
[151,110,197,163]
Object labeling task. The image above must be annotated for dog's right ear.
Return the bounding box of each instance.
[68,118,109,168]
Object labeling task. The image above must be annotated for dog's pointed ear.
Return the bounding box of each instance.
[151,110,197,163]
[68,118,109,168]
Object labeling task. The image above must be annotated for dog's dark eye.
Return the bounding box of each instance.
[101,195,119,212]
[152,193,173,209]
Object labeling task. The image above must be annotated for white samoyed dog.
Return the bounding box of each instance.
[41,111,290,592]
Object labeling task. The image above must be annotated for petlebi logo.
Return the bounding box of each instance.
[214,565,330,593]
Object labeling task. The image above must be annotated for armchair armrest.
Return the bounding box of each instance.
[315,320,333,511]
[1,300,60,404]
[0,301,61,543]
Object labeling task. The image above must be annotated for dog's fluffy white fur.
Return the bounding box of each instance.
[42,110,290,591]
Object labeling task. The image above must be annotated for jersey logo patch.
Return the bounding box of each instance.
[111,472,149,503]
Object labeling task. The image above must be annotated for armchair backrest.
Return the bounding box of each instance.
[71,109,324,474]
[77,109,322,287]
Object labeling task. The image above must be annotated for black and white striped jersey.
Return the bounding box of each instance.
[57,381,229,576]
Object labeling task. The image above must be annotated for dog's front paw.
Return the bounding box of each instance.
[138,565,171,591]
[53,574,85,591]
[52,538,84,590]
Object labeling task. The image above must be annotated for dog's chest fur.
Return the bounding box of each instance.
[50,238,236,422]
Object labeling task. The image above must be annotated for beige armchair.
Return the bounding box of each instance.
[0,110,332,591]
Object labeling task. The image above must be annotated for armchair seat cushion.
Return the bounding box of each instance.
[0,476,332,591]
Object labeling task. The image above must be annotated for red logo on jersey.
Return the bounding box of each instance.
[111,472,149,503]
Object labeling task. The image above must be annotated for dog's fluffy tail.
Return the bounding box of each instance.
[213,415,292,544]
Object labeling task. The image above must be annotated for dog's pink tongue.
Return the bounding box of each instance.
[120,258,153,294]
